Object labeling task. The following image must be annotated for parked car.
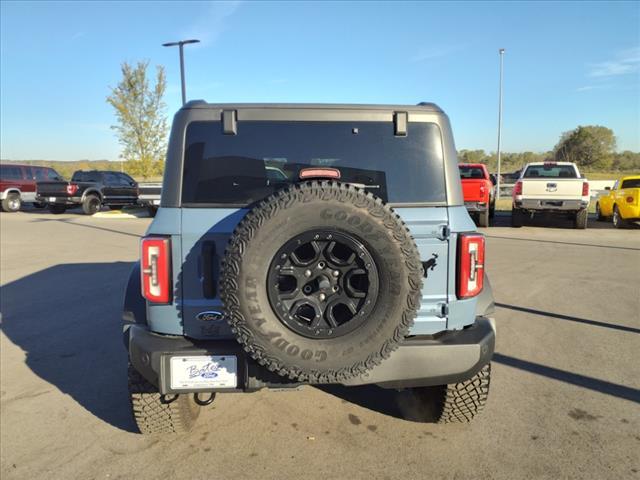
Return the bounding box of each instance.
[511,162,590,229]
[36,170,139,215]
[0,164,64,212]
[458,163,495,227]
[123,101,496,434]
[596,175,640,228]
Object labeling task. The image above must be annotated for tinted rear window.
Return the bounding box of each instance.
[72,172,101,182]
[459,165,486,179]
[621,178,640,189]
[1,165,23,180]
[182,121,445,205]
[523,164,577,179]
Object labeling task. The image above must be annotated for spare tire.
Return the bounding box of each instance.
[220,181,423,383]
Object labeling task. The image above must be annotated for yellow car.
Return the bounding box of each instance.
[596,175,640,228]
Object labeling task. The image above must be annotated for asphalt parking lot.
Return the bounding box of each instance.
[1,210,639,480]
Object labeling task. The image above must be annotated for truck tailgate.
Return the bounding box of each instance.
[521,179,584,199]
[461,180,488,202]
[37,182,70,196]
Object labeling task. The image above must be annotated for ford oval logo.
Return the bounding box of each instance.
[197,311,225,322]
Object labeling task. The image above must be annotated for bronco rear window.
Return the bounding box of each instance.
[181,121,446,205]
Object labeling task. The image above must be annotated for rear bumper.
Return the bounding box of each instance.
[35,195,82,206]
[514,198,588,211]
[126,317,496,394]
[464,201,488,212]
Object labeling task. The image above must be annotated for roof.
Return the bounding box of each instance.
[524,162,577,166]
[181,100,443,113]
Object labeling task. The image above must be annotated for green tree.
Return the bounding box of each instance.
[612,151,640,171]
[553,125,616,170]
[106,61,168,179]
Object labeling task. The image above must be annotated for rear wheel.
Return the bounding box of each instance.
[574,209,588,229]
[477,208,489,228]
[613,205,626,229]
[128,365,201,435]
[82,194,101,215]
[1,192,21,212]
[403,364,491,423]
[510,208,524,228]
[595,202,605,221]
[48,205,67,214]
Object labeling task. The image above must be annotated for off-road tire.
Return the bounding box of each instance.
[477,208,490,228]
[1,192,21,212]
[49,205,67,214]
[489,201,495,219]
[82,194,101,215]
[510,208,524,228]
[128,365,200,435]
[220,181,423,383]
[595,202,605,221]
[574,208,588,229]
[406,364,491,423]
[436,363,491,422]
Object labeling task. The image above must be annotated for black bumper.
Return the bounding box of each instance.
[126,318,495,394]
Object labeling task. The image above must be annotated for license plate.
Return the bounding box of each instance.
[48,197,56,202]
[170,355,237,389]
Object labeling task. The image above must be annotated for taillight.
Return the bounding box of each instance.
[582,182,589,196]
[513,181,523,196]
[141,236,171,303]
[66,184,78,195]
[479,184,486,196]
[627,196,635,203]
[457,234,485,299]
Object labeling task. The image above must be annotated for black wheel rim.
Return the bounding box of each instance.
[267,230,379,339]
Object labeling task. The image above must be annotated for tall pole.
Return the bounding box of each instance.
[162,39,200,106]
[496,48,505,200]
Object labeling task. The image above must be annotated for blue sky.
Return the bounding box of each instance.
[1,0,639,161]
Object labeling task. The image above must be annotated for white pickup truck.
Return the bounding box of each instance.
[511,162,590,229]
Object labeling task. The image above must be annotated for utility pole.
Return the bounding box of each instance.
[496,48,505,200]
[162,39,200,105]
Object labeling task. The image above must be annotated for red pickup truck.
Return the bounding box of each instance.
[458,163,495,227]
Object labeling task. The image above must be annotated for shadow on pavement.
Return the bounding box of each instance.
[493,353,640,404]
[496,303,640,334]
[0,262,138,432]
[490,211,639,230]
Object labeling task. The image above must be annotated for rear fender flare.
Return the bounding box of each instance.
[81,189,103,202]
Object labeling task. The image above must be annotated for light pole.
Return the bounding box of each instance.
[496,48,505,200]
[162,39,200,105]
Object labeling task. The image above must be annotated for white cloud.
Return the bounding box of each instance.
[588,47,640,78]
[180,1,242,47]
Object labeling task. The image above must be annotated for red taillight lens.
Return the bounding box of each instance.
[627,196,634,203]
[457,234,485,299]
[479,184,486,196]
[513,181,523,196]
[66,184,78,195]
[582,182,589,196]
[141,236,171,303]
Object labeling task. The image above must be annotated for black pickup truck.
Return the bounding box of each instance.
[37,170,139,214]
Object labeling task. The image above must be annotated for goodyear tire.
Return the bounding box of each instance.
[220,181,423,383]
[128,365,200,434]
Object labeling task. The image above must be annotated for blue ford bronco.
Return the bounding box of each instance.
[123,102,496,434]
